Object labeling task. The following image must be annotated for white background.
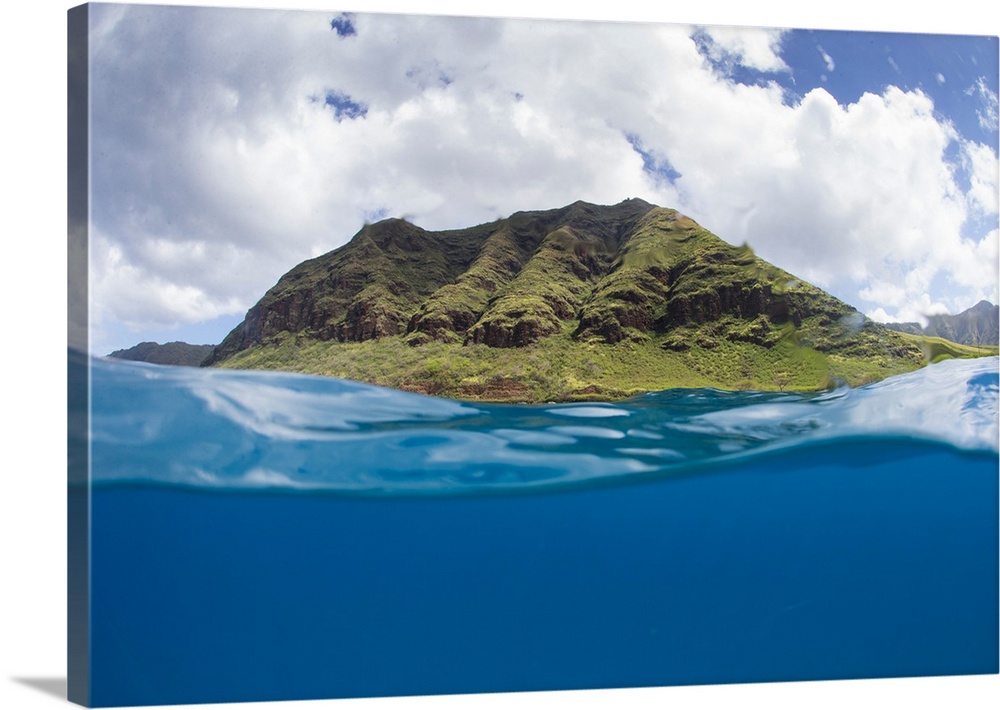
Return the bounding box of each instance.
[2,1,997,709]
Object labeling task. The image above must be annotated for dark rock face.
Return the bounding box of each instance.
[205,198,916,365]
[664,283,768,326]
[467,309,563,348]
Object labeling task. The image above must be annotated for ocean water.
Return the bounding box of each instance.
[81,355,999,707]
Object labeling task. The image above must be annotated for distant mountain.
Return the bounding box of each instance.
[108,341,215,367]
[202,199,940,400]
[883,301,999,346]
[881,321,924,337]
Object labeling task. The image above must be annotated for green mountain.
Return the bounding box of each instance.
[109,341,215,367]
[205,199,971,401]
[883,300,999,347]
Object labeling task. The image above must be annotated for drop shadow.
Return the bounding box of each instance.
[11,677,68,701]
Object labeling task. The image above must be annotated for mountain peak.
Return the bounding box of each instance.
[203,201,941,399]
[883,301,998,346]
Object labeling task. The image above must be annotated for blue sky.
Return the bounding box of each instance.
[729,30,997,141]
[82,2,998,355]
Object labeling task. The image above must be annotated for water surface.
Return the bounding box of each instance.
[83,356,999,706]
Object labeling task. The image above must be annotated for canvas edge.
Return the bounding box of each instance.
[67,3,91,707]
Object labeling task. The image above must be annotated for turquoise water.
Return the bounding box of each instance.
[82,355,999,706]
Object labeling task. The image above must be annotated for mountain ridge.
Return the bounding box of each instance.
[205,199,658,361]
[883,300,999,346]
[202,199,984,401]
[108,341,215,367]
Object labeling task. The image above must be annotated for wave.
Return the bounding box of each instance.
[86,354,999,495]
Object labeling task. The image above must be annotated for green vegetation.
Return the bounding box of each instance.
[205,199,990,401]
[897,332,999,363]
[205,217,497,362]
[406,224,528,344]
[215,323,936,402]
[467,225,612,346]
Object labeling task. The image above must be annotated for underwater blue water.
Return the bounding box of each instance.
[83,356,999,707]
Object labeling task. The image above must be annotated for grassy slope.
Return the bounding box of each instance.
[214,323,961,402]
[897,332,999,363]
[209,202,993,402]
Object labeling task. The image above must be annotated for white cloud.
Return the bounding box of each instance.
[968,77,1000,132]
[638,84,977,305]
[697,25,789,73]
[859,281,907,309]
[86,5,998,353]
[817,45,835,72]
[867,294,953,327]
[964,141,1000,215]
[89,229,249,336]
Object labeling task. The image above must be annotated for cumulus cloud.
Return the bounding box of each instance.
[964,141,1000,215]
[867,295,953,328]
[86,5,998,353]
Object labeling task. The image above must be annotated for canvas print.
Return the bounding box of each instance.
[68,3,999,707]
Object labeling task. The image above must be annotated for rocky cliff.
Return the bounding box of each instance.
[203,199,940,399]
[207,200,915,363]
